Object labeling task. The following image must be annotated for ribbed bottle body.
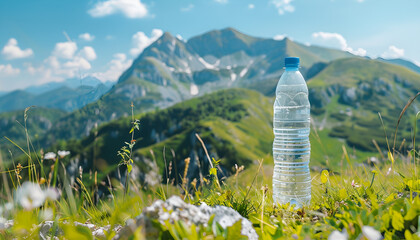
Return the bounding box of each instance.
[273,69,311,208]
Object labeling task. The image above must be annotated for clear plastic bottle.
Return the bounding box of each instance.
[272,57,311,208]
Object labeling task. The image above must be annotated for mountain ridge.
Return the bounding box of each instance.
[2,27,419,156]
[0,82,112,113]
[38,28,357,144]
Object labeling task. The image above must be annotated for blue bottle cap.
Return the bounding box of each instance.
[285,57,300,68]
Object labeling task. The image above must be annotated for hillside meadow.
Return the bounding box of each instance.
[0,88,419,239]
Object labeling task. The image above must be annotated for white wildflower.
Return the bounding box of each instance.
[351,180,360,188]
[328,228,348,240]
[57,150,70,158]
[44,152,57,160]
[361,226,382,240]
[14,182,59,210]
[386,167,392,176]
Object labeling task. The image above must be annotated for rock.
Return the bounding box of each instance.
[35,221,120,239]
[5,220,13,229]
[309,88,330,108]
[359,82,370,91]
[113,196,258,240]
[39,221,56,240]
[339,87,357,105]
[402,80,413,88]
[91,226,109,240]
[373,78,391,96]
[74,221,96,231]
[394,75,401,83]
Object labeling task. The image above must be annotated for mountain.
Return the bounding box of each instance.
[0,90,35,113]
[52,89,271,182]
[0,107,67,153]
[4,26,420,184]
[308,57,420,152]
[24,76,110,95]
[376,57,420,75]
[48,57,420,186]
[50,88,350,185]
[52,87,388,187]
[41,28,355,145]
[0,83,112,113]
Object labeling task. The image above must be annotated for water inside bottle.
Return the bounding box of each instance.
[273,82,311,208]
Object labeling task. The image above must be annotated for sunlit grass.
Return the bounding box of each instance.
[0,92,419,239]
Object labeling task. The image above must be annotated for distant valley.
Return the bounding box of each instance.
[0,76,113,113]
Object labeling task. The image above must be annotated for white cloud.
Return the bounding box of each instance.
[79,46,97,61]
[45,56,60,69]
[270,0,294,15]
[88,0,148,19]
[129,29,163,56]
[273,34,286,40]
[90,53,132,82]
[381,45,404,59]
[1,38,34,60]
[311,32,367,56]
[63,57,91,71]
[181,4,194,12]
[350,48,367,56]
[53,41,78,59]
[0,64,20,75]
[79,33,95,41]
[25,41,97,85]
[312,32,347,49]
[214,0,228,4]
[27,57,92,83]
[248,4,255,9]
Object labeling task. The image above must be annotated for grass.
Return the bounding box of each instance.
[0,149,418,239]
[0,90,419,239]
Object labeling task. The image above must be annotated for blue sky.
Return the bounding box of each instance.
[0,0,419,91]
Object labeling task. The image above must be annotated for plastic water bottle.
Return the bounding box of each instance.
[272,57,311,208]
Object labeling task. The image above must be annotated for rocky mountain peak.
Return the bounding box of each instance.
[186,27,260,58]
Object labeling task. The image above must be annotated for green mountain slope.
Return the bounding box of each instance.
[377,57,420,75]
[55,89,271,181]
[0,107,67,153]
[308,57,420,152]
[40,28,356,145]
[54,88,376,187]
[0,84,111,113]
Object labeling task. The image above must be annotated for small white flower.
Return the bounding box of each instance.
[328,228,348,240]
[361,226,382,240]
[14,182,59,210]
[57,150,70,158]
[351,180,360,188]
[386,167,392,176]
[44,152,57,160]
